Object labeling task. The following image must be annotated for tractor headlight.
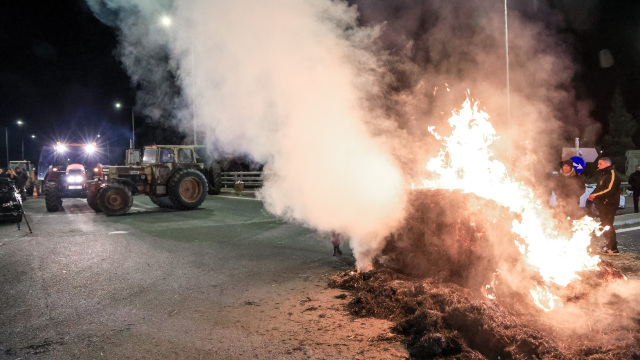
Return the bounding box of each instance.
[66,176,83,183]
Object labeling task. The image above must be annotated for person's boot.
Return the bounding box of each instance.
[333,245,342,256]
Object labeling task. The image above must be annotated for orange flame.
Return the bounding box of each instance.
[422,97,603,311]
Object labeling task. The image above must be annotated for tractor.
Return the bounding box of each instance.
[87,145,221,216]
[41,142,99,212]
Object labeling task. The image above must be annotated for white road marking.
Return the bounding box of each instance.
[617,225,640,234]
[108,231,128,234]
[216,195,261,201]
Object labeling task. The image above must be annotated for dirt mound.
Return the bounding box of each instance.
[330,269,639,359]
[329,189,640,359]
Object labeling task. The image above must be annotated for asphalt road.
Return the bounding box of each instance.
[0,193,407,360]
[3,191,639,359]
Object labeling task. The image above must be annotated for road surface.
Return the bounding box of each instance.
[0,194,406,360]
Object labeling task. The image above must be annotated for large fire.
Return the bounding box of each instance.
[419,96,609,311]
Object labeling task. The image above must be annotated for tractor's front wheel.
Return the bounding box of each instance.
[44,182,62,212]
[87,193,102,213]
[98,183,133,216]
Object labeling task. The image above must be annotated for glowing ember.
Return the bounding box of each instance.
[480,269,501,300]
[529,285,561,312]
[421,96,606,310]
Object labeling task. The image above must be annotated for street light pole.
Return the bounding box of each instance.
[115,102,136,148]
[5,127,8,167]
[16,119,24,160]
[504,0,511,157]
[131,107,135,148]
[160,16,197,145]
[191,38,197,145]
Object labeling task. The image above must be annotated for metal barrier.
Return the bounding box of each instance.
[221,171,263,188]
[223,174,629,192]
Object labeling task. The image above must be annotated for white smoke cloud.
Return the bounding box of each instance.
[86,0,603,270]
[88,0,409,268]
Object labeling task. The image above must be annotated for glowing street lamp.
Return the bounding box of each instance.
[160,15,172,27]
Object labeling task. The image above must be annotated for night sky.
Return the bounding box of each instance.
[1,0,640,167]
[0,0,132,165]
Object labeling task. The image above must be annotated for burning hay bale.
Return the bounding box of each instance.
[329,189,640,359]
[373,189,521,287]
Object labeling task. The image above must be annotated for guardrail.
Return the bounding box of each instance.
[221,171,263,188]
[223,174,631,192]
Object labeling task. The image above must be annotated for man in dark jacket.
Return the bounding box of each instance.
[628,166,640,213]
[554,159,585,219]
[13,167,28,201]
[588,157,621,255]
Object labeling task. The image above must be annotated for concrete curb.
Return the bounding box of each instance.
[614,212,640,226]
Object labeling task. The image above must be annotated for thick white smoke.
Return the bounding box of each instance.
[86,0,601,270]
[88,0,408,268]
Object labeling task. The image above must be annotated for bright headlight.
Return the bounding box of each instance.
[66,176,82,183]
[85,144,96,154]
[55,144,67,153]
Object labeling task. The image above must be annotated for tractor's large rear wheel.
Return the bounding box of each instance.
[98,183,133,216]
[168,169,208,210]
[44,182,62,212]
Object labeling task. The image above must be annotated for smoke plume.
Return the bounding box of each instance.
[86,0,597,268]
[86,0,409,268]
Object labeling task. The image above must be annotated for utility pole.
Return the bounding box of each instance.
[5,127,8,167]
[131,108,135,148]
[505,0,511,157]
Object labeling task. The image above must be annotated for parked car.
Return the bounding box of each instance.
[0,178,23,223]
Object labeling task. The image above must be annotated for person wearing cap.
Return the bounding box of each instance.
[628,165,640,213]
[553,159,585,220]
[588,157,621,255]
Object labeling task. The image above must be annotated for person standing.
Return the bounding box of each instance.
[588,157,621,255]
[5,168,16,181]
[628,166,640,213]
[13,167,29,201]
[553,159,585,219]
[331,231,343,256]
